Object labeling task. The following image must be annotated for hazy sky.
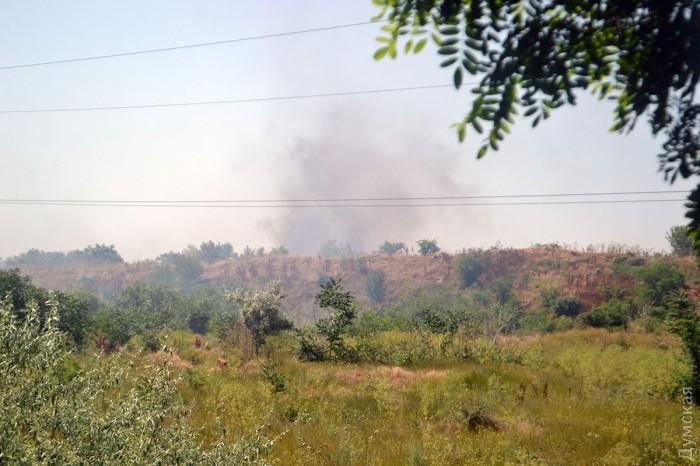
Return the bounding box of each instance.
[0,1,693,260]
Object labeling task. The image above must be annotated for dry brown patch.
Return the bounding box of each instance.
[335,366,450,387]
[148,351,193,369]
[240,359,260,373]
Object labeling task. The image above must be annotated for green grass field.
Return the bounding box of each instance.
[129,328,696,465]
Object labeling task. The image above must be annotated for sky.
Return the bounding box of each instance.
[0,0,694,261]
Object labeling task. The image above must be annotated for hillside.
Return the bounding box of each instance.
[15,246,699,323]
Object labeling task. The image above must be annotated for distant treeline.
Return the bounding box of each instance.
[1,244,124,268]
[0,241,291,269]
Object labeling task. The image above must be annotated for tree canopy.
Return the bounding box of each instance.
[373,0,700,244]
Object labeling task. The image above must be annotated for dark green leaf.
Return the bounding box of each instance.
[438,46,459,55]
[454,67,463,88]
[441,57,458,67]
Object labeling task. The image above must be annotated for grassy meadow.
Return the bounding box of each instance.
[108,327,694,465]
[2,245,700,465]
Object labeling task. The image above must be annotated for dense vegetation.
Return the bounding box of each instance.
[1,230,699,464]
[1,244,123,268]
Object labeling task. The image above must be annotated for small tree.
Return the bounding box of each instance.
[0,269,91,346]
[456,250,487,288]
[666,291,700,406]
[199,241,234,263]
[366,269,387,303]
[315,278,357,362]
[228,282,293,354]
[417,239,440,256]
[637,263,687,307]
[583,299,635,329]
[667,225,695,256]
[378,241,407,255]
[187,309,210,334]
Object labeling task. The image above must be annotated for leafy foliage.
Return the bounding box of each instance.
[636,262,686,306]
[0,269,92,345]
[313,278,358,362]
[199,241,235,263]
[373,0,700,246]
[94,284,236,348]
[416,239,440,256]
[2,244,123,268]
[378,241,407,255]
[666,225,695,256]
[456,249,488,287]
[259,362,287,393]
[151,252,204,292]
[366,269,387,303]
[583,299,635,328]
[665,291,700,405]
[0,299,276,465]
[228,282,293,354]
[541,289,583,317]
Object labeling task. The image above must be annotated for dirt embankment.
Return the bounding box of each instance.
[18,248,699,323]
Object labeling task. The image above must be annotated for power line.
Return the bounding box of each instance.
[0,190,687,204]
[0,199,685,209]
[0,20,386,71]
[0,84,456,114]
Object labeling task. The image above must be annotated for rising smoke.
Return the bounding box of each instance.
[261,106,490,255]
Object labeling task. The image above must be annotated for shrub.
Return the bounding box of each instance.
[260,362,287,393]
[456,250,487,288]
[295,328,325,361]
[199,240,234,263]
[583,299,636,328]
[366,269,387,303]
[378,241,407,255]
[151,252,204,292]
[228,282,293,354]
[187,309,210,334]
[552,297,583,317]
[142,332,162,352]
[416,239,440,256]
[665,292,700,406]
[540,289,583,317]
[2,244,123,268]
[0,269,92,346]
[313,278,357,362]
[460,406,499,431]
[666,225,694,256]
[636,262,686,306]
[0,299,276,465]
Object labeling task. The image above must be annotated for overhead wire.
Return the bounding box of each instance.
[0,190,686,204]
[0,20,387,71]
[0,198,685,209]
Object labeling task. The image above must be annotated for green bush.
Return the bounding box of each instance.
[0,299,276,465]
[666,225,694,256]
[378,241,407,255]
[228,282,293,354]
[416,239,440,256]
[366,269,387,303]
[540,289,583,317]
[0,269,93,346]
[456,250,487,288]
[636,262,686,306]
[583,299,636,328]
